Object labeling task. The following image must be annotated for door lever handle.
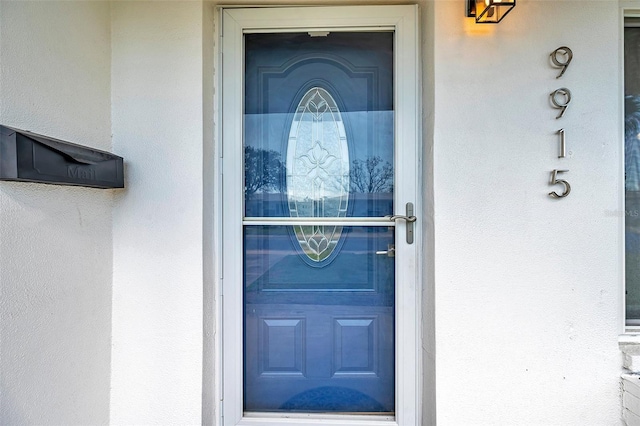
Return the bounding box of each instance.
[386,214,417,223]
[385,202,416,244]
[376,244,396,257]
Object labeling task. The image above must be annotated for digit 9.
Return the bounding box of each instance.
[550,46,573,79]
[550,88,571,119]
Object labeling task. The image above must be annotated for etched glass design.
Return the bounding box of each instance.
[286,87,350,262]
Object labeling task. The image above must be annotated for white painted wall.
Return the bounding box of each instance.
[622,374,640,425]
[110,2,205,424]
[433,0,623,424]
[0,0,630,424]
[0,1,113,424]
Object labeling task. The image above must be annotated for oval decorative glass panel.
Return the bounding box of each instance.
[286,87,349,263]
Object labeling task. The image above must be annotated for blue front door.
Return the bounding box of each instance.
[243,31,395,414]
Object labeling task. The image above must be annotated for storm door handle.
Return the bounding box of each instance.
[385,202,416,244]
[376,244,396,257]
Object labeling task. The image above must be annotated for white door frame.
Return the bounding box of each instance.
[220,5,421,425]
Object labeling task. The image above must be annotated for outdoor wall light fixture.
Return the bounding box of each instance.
[466,0,515,23]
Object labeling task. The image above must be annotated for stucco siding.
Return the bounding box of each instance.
[0,0,631,424]
[0,1,113,424]
[110,2,205,424]
[433,1,623,424]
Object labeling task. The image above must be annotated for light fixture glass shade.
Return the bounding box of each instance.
[469,0,516,23]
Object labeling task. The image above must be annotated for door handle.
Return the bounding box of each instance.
[385,202,416,244]
[376,244,396,257]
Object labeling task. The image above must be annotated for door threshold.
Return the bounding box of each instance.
[243,411,395,421]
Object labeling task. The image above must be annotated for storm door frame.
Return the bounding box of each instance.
[219,5,422,425]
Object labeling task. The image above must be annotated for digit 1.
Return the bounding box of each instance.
[557,128,566,158]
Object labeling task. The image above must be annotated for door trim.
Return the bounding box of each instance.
[220,5,421,425]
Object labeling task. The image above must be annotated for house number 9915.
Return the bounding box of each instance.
[547,46,573,200]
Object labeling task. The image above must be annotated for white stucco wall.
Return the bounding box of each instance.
[0,1,113,424]
[433,1,623,424]
[110,2,205,423]
[622,374,640,425]
[0,0,631,424]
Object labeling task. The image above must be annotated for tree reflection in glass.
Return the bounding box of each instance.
[244,146,285,197]
[349,156,393,194]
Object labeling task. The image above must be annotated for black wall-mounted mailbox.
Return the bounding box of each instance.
[0,125,124,189]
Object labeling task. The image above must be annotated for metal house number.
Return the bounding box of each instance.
[550,87,571,119]
[549,169,571,198]
[550,46,573,79]
[548,46,573,199]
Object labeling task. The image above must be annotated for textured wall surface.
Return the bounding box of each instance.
[0,1,113,424]
[111,0,626,424]
[623,374,640,425]
[433,1,623,424]
[0,0,631,424]
[110,2,205,424]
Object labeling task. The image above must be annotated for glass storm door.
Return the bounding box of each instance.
[221,6,419,425]
[243,31,395,414]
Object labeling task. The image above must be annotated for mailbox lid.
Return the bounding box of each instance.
[0,125,124,189]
